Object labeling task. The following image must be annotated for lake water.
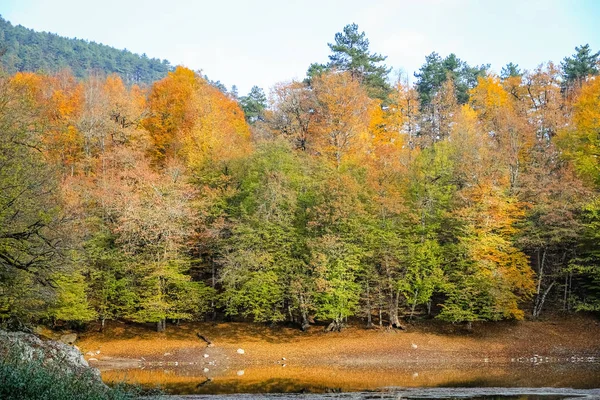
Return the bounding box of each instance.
[101,359,600,399]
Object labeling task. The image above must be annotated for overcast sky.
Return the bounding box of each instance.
[1,0,599,95]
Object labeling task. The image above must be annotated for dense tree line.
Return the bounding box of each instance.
[0,16,171,85]
[1,24,599,332]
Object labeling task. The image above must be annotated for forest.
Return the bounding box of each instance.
[1,22,600,333]
[0,16,171,85]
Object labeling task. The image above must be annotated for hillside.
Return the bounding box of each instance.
[0,16,172,84]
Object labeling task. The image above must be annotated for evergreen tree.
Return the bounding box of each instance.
[239,86,267,123]
[414,52,488,106]
[307,23,391,100]
[561,44,599,88]
[501,62,522,79]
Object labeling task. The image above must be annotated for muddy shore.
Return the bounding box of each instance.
[73,315,600,394]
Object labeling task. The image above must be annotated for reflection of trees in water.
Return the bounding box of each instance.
[102,362,600,395]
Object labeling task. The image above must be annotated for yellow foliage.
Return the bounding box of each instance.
[310,72,373,168]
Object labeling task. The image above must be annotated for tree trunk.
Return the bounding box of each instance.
[325,318,344,332]
[409,289,419,321]
[563,273,569,311]
[365,281,373,328]
[388,290,404,329]
[157,318,166,332]
[533,281,555,318]
[532,248,547,318]
[211,263,217,321]
[299,294,310,331]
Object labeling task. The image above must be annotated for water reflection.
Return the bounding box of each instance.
[101,362,600,395]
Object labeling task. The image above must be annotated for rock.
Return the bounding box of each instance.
[203,367,209,373]
[237,348,245,354]
[86,351,96,356]
[95,350,100,355]
[0,330,104,386]
[282,357,286,361]
[237,370,245,376]
[59,333,78,345]
[411,343,418,349]
[203,353,209,358]
[164,352,172,356]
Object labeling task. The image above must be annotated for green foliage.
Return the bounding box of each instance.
[308,23,391,100]
[84,230,136,324]
[561,44,599,87]
[398,240,444,317]
[500,62,522,79]
[568,198,600,311]
[311,235,362,324]
[414,52,488,106]
[129,259,213,323]
[0,71,67,326]
[0,16,171,85]
[239,86,267,123]
[218,142,306,323]
[47,271,97,323]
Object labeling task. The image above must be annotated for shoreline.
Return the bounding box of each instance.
[70,315,600,393]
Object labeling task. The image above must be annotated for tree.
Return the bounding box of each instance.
[415,52,488,106]
[557,77,600,186]
[46,271,97,325]
[0,72,70,326]
[501,62,522,80]
[239,86,267,123]
[311,71,373,168]
[269,80,318,151]
[310,23,391,100]
[561,44,599,88]
[311,235,362,331]
[142,66,199,165]
[84,228,136,331]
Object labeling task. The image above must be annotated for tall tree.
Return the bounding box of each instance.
[239,86,267,123]
[561,44,599,89]
[415,52,488,106]
[309,23,391,100]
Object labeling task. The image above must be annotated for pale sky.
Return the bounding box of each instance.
[1,0,599,95]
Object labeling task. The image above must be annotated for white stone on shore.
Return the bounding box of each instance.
[237,348,245,354]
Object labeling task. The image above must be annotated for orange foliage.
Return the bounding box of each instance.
[311,72,373,167]
[143,66,251,168]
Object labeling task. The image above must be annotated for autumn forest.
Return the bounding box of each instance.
[2,23,600,333]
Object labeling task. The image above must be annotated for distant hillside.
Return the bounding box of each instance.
[0,16,172,85]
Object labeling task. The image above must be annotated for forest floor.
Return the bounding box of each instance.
[71,314,600,393]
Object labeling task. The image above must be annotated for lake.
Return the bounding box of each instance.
[101,358,600,399]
